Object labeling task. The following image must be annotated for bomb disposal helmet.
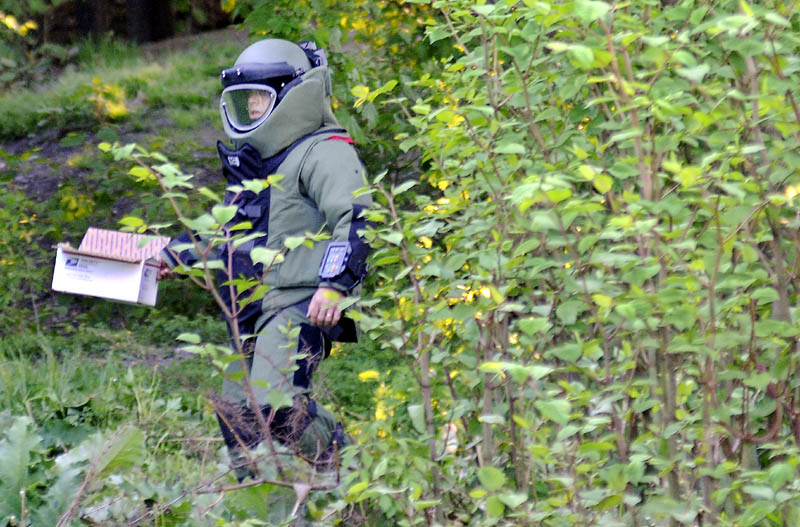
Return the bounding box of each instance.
[219,39,335,157]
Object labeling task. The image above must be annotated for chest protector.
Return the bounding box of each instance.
[216,128,350,335]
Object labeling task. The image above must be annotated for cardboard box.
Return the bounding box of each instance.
[52,227,171,306]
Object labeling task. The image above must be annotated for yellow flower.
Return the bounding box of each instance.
[358,370,380,381]
[18,20,37,36]
[105,101,128,119]
[419,236,433,249]
[1,13,19,31]
[784,185,798,200]
[448,114,465,128]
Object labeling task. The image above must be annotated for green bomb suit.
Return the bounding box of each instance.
[162,40,371,473]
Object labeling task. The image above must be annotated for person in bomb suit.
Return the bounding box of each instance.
[160,38,371,478]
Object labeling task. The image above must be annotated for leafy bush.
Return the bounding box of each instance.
[344,0,800,526]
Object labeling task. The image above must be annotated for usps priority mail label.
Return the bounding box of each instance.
[52,248,144,303]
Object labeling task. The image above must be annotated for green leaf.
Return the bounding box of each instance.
[128,165,153,180]
[607,128,642,144]
[548,342,582,362]
[414,500,441,510]
[593,174,613,193]
[119,216,144,228]
[112,143,136,160]
[764,12,790,27]
[408,404,426,434]
[198,186,221,202]
[743,372,771,390]
[556,300,586,325]
[498,492,527,509]
[267,390,293,410]
[546,188,572,203]
[94,426,145,477]
[381,231,404,245]
[412,104,431,115]
[513,237,541,256]
[347,481,369,497]
[393,180,417,195]
[767,463,795,489]
[527,364,555,380]
[738,501,774,527]
[743,485,774,501]
[371,79,398,99]
[578,164,597,180]
[0,416,39,516]
[232,232,264,250]
[573,0,611,23]
[350,85,370,98]
[283,236,307,250]
[250,247,284,267]
[486,495,505,517]
[518,317,551,335]
[176,333,201,344]
[182,214,216,232]
[569,45,594,69]
[592,293,612,308]
[494,143,526,155]
[751,287,779,305]
[470,488,487,499]
[535,399,571,425]
[676,64,710,83]
[477,466,507,491]
[212,205,238,225]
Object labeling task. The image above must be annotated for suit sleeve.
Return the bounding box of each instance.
[299,138,372,293]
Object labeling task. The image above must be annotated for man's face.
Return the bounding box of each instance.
[248,91,274,120]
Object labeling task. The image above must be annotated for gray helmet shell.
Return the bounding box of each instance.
[235,39,312,73]
[220,39,340,158]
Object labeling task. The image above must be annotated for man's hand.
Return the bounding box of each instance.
[307,287,343,328]
[157,261,173,281]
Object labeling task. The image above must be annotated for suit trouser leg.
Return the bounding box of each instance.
[218,305,346,475]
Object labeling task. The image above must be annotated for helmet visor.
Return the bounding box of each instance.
[220,84,278,132]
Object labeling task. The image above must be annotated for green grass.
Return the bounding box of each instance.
[73,34,143,71]
[0,37,240,141]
